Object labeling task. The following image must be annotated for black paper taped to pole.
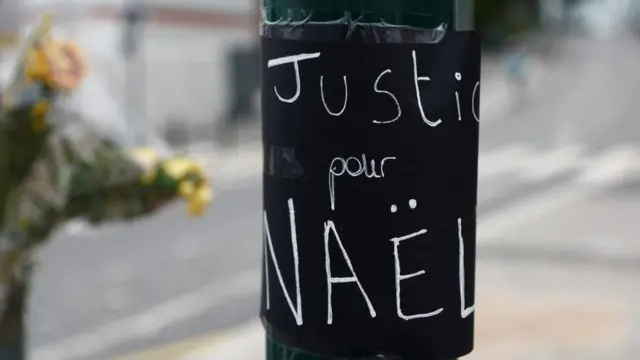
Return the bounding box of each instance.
[260,31,481,360]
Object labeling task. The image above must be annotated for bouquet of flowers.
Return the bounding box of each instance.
[1,12,214,235]
[0,13,214,356]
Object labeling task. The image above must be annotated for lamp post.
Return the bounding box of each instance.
[122,0,145,145]
[261,1,477,359]
[0,0,22,48]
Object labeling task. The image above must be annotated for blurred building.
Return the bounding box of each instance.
[17,0,258,146]
[0,0,24,48]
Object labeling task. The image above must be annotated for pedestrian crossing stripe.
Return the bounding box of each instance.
[187,142,640,186]
[59,142,640,238]
[480,144,593,183]
[576,145,640,185]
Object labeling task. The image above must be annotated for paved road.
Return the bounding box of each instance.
[29,180,264,360]
[27,33,640,360]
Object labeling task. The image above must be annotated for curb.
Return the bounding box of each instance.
[119,290,631,360]
[112,321,264,360]
[182,321,264,360]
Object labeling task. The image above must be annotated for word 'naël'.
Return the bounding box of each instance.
[263,197,475,326]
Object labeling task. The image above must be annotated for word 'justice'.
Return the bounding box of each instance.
[267,52,480,125]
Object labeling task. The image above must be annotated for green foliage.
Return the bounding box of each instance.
[475,0,542,49]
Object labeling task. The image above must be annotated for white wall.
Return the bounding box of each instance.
[140,24,254,128]
[0,0,24,34]
[3,2,256,143]
[37,13,254,139]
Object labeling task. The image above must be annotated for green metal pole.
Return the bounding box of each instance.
[261,1,474,359]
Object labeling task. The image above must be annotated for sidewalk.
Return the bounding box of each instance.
[471,185,640,360]
[114,322,264,360]
[114,185,640,360]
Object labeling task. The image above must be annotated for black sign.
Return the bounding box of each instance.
[261,31,481,360]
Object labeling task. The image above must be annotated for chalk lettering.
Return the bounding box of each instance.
[412,51,442,127]
[458,218,475,318]
[390,229,444,320]
[263,198,303,325]
[380,157,396,177]
[262,36,480,356]
[472,81,480,122]
[268,53,480,124]
[320,75,348,116]
[455,72,463,121]
[268,53,321,103]
[372,69,401,124]
[324,220,377,324]
[346,156,364,176]
[363,157,382,179]
[328,158,345,211]
[329,155,396,210]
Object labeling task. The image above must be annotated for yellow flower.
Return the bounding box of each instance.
[178,181,195,197]
[128,146,161,183]
[128,147,214,217]
[31,100,50,131]
[162,157,214,217]
[187,184,213,217]
[24,46,50,81]
[24,35,88,91]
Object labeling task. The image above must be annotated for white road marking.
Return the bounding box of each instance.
[59,143,639,239]
[576,144,640,185]
[479,143,639,184]
[478,144,533,178]
[183,321,265,360]
[61,221,90,236]
[479,143,585,182]
[515,144,585,181]
[478,182,596,244]
[31,269,261,360]
[478,145,638,243]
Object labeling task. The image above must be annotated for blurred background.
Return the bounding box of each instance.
[1,0,639,359]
